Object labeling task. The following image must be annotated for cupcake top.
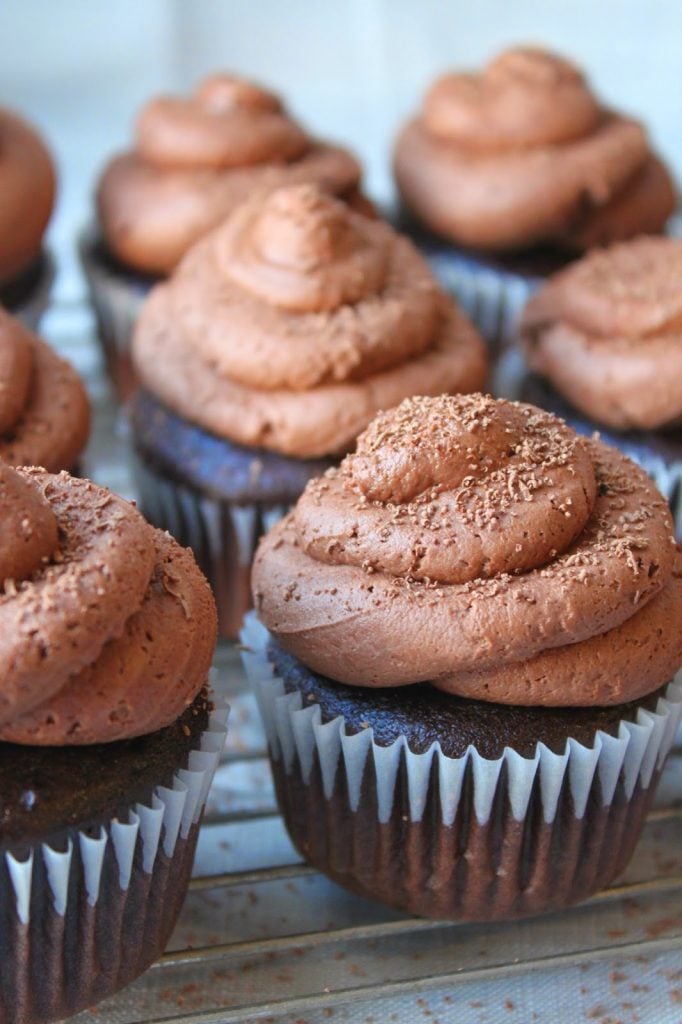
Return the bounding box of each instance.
[0,108,56,285]
[0,307,90,471]
[0,466,216,745]
[133,184,488,458]
[522,236,682,430]
[394,47,676,252]
[97,73,367,275]
[253,393,682,706]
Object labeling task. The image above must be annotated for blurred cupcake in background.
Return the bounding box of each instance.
[0,464,225,1023]
[394,46,676,348]
[0,307,89,473]
[520,235,682,534]
[81,73,373,400]
[0,107,56,329]
[130,183,487,637]
[245,393,682,921]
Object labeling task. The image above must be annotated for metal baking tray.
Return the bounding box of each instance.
[45,300,681,1024]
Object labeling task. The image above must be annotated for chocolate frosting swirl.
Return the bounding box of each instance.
[0,108,56,284]
[424,48,601,150]
[97,73,365,274]
[522,236,682,430]
[253,394,681,706]
[394,46,676,252]
[133,185,488,458]
[220,185,388,313]
[0,308,90,472]
[136,74,310,170]
[0,468,216,745]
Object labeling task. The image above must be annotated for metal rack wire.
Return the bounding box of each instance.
[48,302,682,1024]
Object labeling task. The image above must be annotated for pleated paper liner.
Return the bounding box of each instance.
[403,214,682,354]
[425,244,539,352]
[78,227,156,403]
[241,614,682,923]
[132,451,289,640]
[0,700,228,1024]
[390,208,544,352]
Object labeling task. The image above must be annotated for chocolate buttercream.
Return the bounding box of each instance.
[0,308,90,471]
[136,75,310,170]
[253,394,681,706]
[133,185,488,458]
[97,73,366,274]
[394,47,676,252]
[0,468,217,744]
[0,109,56,284]
[522,236,682,430]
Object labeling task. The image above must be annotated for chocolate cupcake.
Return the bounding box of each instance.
[0,464,225,1023]
[0,307,90,473]
[520,236,682,535]
[0,108,56,330]
[130,184,487,638]
[393,47,677,347]
[244,394,682,921]
[81,73,371,400]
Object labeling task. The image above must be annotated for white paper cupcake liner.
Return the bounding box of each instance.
[241,613,681,920]
[425,214,682,352]
[78,226,152,402]
[4,700,228,922]
[424,247,539,350]
[0,699,228,1024]
[133,452,287,639]
[242,615,680,826]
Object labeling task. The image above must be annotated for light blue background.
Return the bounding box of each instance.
[1,0,680,299]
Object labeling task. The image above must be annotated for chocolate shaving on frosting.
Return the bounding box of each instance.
[132,184,488,458]
[394,47,676,252]
[253,394,682,707]
[522,236,682,430]
[0,467,217,745]
[0,308,90,471]
[97,73,365,274]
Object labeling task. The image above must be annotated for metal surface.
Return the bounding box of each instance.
[45,301,682,1024]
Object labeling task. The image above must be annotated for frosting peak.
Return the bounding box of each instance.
[220,184,388,312]
[136,73,310,170]
[254,186,364,270]
[424,46,600,150]
[194,74,283,114]
[488,46,585,85]
[350,393,592,505]
[300,395,597,584]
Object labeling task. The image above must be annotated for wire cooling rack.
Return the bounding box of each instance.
[44,300,682,1024]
